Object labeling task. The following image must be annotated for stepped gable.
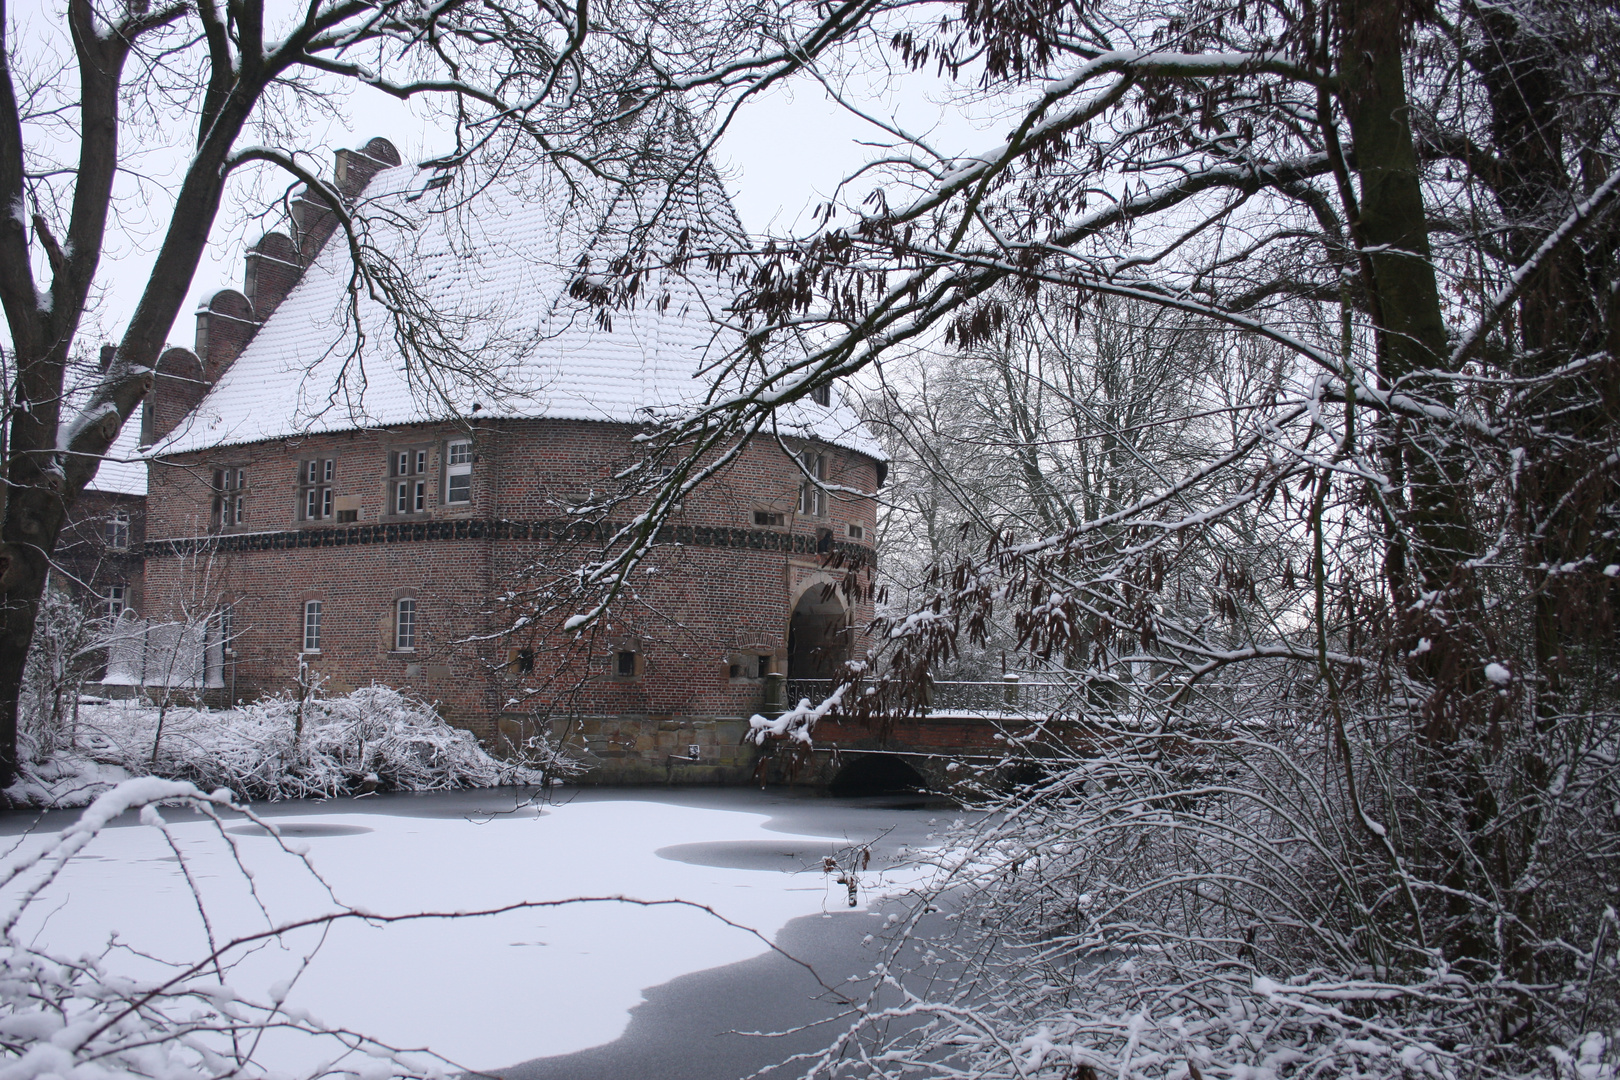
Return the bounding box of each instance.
[153,142,882,464]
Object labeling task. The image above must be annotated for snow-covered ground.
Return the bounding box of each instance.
[0,791,933,1073]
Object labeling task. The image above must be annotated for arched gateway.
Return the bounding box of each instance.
[787,584,851,680]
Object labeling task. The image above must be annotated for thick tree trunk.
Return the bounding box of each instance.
[0,532,57,789]
[1337,0,1471,581]
[1335,0,1501,971]
[0,86,254,791]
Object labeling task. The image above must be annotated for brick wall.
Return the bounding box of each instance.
[55,491,146,613]
[143,417,879,766]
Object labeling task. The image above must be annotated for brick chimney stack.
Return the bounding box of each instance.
[141,137,404,446]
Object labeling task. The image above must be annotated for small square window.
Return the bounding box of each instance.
[514,647,536,675]
[753,510,785,527]
[729,652,773,680]
[615,650,637,677]
[847,523,865,541]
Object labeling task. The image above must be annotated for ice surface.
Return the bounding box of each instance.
[3,796,913,1072]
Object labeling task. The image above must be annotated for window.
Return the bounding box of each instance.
[390,448,428,515]
[444,440,473,505]
[106,510,130,551]
[753,510,785,527]
[513,647,536,675]
[615,650,637,677]
[105,585,127,620]
[847,523,865,541]
[729,653,773,680]
[395,598,416,651]
[212,467,246,527]
[810,384,831,407]
[299,459,335,521]
[302,600,322,652]
[798,450,828,517]
[218,604,237,656]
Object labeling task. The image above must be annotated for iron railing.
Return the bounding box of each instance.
[779,676,1080,715]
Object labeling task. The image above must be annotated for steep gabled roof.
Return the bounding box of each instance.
[153,151,883,463]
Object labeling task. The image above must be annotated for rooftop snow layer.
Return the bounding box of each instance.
[87,417,146,495]
[153,157,883,464]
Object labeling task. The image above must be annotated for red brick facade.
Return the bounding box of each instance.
[144,418,879,779]
[56,490,146,619]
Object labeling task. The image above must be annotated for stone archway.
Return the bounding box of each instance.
[829,753,927,794]
[786,583,849,680]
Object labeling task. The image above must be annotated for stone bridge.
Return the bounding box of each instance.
[751,676,1080,792]
[538,676,1083,790]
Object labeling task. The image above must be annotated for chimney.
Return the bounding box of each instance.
[294,137,403,265]
[148,137,404,445]
[193,288,258,373]
[242,232,301,322]
[141,347,206,445]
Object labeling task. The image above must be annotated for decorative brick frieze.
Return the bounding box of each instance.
[143,518,877,564]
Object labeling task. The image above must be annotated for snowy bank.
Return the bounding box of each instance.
[9,685,579,807]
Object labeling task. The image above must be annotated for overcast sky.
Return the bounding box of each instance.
[6,0,1002,354]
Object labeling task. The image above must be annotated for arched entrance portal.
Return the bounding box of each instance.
[787,585,850,679]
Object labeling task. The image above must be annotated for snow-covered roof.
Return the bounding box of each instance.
[87,417,146,495]
[153,151,883,464]
[58,351,146,496]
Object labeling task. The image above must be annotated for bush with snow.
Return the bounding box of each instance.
[9,685,583,807]
[799,691,1620,1080]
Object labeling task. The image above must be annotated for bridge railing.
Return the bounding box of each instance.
[781,676,1081,716]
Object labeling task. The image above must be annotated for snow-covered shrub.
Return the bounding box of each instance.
[17,585,105,765]
[803,692,1620,1080]
[14,685,582,806]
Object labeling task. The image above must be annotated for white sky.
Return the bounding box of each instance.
[0,0,1004,354]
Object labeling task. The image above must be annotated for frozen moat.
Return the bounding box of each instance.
[0,786,962,1078]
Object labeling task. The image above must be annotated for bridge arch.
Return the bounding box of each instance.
[829,752,927,794]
